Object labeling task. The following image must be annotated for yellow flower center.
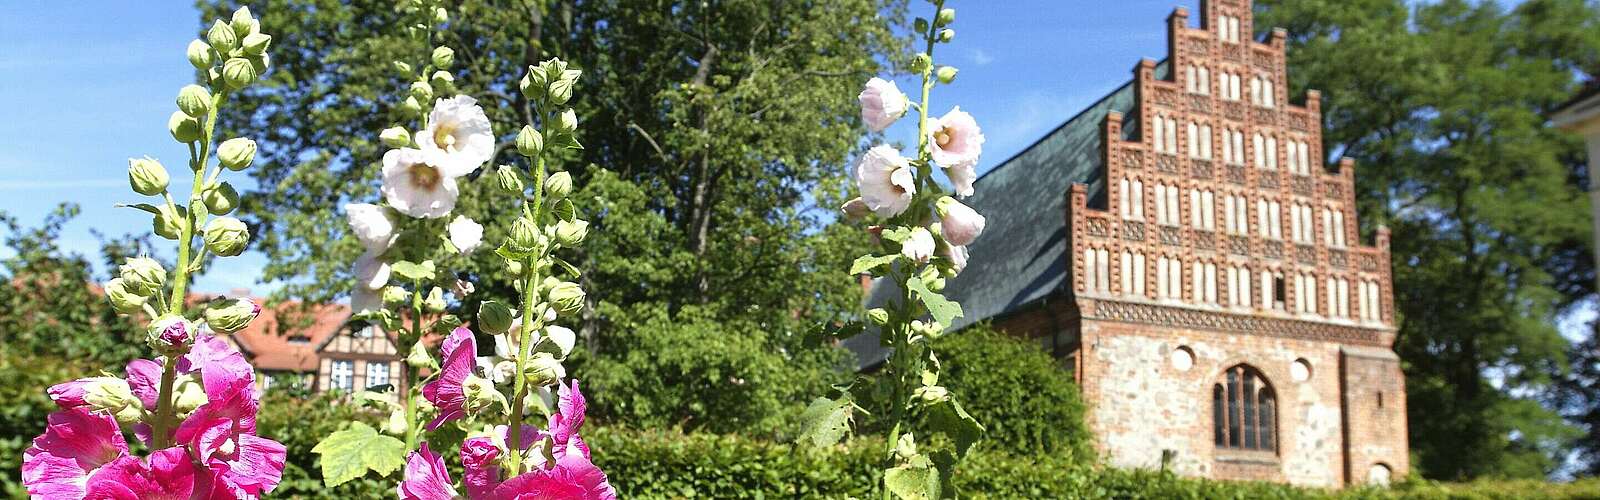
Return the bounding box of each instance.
[935,128,953,147]
[408,163,442,190]
[433,124,459,152]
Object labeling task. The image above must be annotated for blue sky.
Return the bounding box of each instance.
[0,0,1519,295]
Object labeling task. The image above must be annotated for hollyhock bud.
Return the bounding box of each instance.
[915,384,949,403]
[223,57,258,89]
[556,108,578,133]
[495,165,525,193]
[153,204,185,240]
[105,278,148,314]
[407,339,437,370]
[867,308,890,326]
[520,65,547,99]
[547,281,585,314]
[938,29,955,43]
[147,315,194,350]
[431,46,455,69]
[914,18,930,33]
[172,375,208,416]
[207,20,237,52]
[380,126,411,148]
[204,297,259,334]
[203,181,240,215]
[478,301,515,334]
[187,40,213,69]
[462,375,506,415]
[553,219,589,246]
[383,410,408,436]
[410,81,434,102]
[204,217,250,256]
[841,198,871,220]
[231,6,258,38]
[402,96,423,114]
[433,6,448,23]
[545,171,573,199]
[128,157,170,196]
[936,8,956,26]
[242,32,272,55]
[911,53,932,74]
[218,138,257,171]
[509,217,542,253]
[177,85,211,118]
[394,61,413,75]
[936,66,959,84]
[524,352,566,387]
[858,77,909,132]
[120,257,166,296]
[169,111,201,143]
[424,287,447,313]
[430,71,454,93]
[382,286,409,306]
[249,51,271,75]
[901,227,936,264]
[516,125,543,157]
[935,197,985,246]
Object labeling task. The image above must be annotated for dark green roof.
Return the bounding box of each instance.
[846,61,1164,369]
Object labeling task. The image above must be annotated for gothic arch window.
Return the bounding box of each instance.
[1212,364,1277,452]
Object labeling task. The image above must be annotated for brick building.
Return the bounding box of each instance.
[849,0,1407,487]
[211,295,404,394]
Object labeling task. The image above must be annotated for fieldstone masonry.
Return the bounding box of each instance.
[991,0,1409,487]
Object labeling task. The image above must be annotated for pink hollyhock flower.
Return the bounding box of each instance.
[928,106,985,173]
[946,161,977,198]
[548,380,590,460]
[858,77,909,132]
[460,436,504,498]
[22,408,129,498]
[398,444,459,500]
[174,335,287,497]
[935,197,986,247]
[855,145,915,218]
[489,453,616,500]
[943,244,969,274]
[125,359,164,411]
[422,327,477,430]
[81,447,200,499]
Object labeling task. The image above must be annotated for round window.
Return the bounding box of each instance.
[1170,346,1194,372]
[1290,358,1312,382]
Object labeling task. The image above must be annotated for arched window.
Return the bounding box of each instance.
[1212,365,1277,452]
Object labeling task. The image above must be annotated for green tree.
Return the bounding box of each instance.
[202,0,902,434]
[929,325,1093,459]
[1256,0,1599,479]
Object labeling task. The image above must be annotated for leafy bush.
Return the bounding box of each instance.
[255,392,393,498]
[932,324,1094,458]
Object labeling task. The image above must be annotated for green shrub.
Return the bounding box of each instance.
[932,324,1094,458]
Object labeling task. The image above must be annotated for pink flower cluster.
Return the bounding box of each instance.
[402,376,614,499]
[23,335,287,499]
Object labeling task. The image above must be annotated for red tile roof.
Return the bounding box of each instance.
[215,298,350,372]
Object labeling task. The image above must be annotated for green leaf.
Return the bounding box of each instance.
[547,132,583,150]
[926,397,984,458]
[880,226,913,243]
[849,254,899,276]
[796,395,853,447]
[553,198,577,222]
[116,203,165,216]
[553,257,582,278]
[390,260,434,282]
[311,422,407,487]
[907,277,962,327]
[496,243,534,261]
[885,455,940,500]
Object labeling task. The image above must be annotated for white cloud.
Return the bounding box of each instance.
[968,48,994,66]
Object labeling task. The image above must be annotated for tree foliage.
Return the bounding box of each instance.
[1256,0,1600,479]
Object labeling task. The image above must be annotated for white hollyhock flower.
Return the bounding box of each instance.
[929,107,985,194]
[936,197,986,246]
[943,244,969,274]
[447,215,484,255]
[345,203,396,252]
[416,95,494,177]
[855,145,915,217]
[354,250,390,291]
[381,148,459,219]
[902,227,936,264]
[858,77,909,132]
[543,325,577,359]
[351,287,383,315]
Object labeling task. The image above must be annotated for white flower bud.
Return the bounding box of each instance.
[556,109,578,132]
[381,285,409,306]
[177,85,211,118]
[207,20,237,52]
[901,227,936,264]
[553,219,588,246]
[936,66,959,84]
[509,217,542,253]
[516,125,543,157]
[478,301,515,334]
[431,46,455,69]
[430,70,454,93]
[867,308,890,326]
[496,165,525,193]
[393,61,413,75]
[168,111,201,143]
[153,204,185,240]
[410,80,434,102]
[424,287,447,313]
[187,40,213,69]
[204,297,260,334]
[127,157,170,196]
[462,374,506,415]
[936,8,956,26]
[105,278,148,314]
[202,182,240,216]
[546,281,585,314]
[938,29,955,43]
[519,65,547,99]
[406,339,436,370]
[523,352,565,387]
[222,57,258,89]
[172,375,208,416]
[433,7,448,23]
[380,126,411,148]
[544,171,572,199]
[915,384,949,403]
[935,197,986,247]
[217,138,257,171]
[383,410,408,436]
[911,53,932,73]
[230,6,258,38]
[119,257,166,296]
[401,96,423,115]
[249,52,271,75]
[204,217,250,257]
[241,32,272,55]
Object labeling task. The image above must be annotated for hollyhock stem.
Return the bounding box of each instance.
[405,287,424,450]
[509,107,551,475]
